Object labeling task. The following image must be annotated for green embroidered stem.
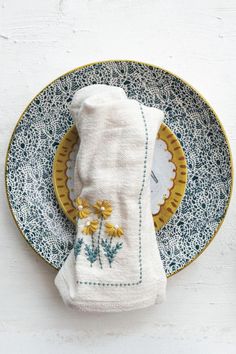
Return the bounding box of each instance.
[91,234,95,250]
[90,234,95,268]
[109,236,113,246]
[84,243,98,267]
[97,217,103,269]
[74,237,83,259]
[101,237,123,268]
[109,237,113,268]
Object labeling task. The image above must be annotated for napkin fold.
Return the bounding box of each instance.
[54,84,167,312]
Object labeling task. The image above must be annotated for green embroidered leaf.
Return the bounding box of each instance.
[84,243,98,266]
[101,238,123,267]
[74,238,83,258]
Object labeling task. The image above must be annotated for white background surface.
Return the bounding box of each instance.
[0,1,235,353]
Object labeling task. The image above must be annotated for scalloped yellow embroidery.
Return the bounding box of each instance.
[82,219,99,235]
[93,200,112,219]
[105,222,124,237]
[75,197,91,219]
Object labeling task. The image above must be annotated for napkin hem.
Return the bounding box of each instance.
[55,268,166,312]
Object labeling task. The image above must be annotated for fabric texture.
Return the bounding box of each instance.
[54,84,167,312]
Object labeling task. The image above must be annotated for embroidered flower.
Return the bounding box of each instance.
[105,222,124,237]
[75,197,90,219]
[93,200,112,219]
[82,219,99,235]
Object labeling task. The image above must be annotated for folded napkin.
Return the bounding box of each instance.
[54,84,167,312]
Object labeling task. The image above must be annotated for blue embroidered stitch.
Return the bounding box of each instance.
[101,238,123,267]
[74,238,83,258]
[84,243,98,266]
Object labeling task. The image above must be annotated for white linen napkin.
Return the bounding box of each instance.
[54,84,167,312]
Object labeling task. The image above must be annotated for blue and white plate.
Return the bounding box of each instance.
[5,60,233,276]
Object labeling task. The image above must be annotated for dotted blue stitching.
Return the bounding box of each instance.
[76,101,148,287]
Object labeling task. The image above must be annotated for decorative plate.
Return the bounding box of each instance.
[53,123,187,230]
[5,60,233,276]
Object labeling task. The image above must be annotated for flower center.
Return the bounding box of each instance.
[114,224,119,229]
[100,206,105,211]
[86,221,91,226]
[78,205,83,210]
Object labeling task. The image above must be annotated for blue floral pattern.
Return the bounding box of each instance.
[5,61,232,276]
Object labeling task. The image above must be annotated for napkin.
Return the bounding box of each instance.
[54,84,167,312]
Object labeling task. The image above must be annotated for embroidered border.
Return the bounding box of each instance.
[76,101,148,287]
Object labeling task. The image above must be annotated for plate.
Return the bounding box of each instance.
[5,60,233,276]
[53,123,187,230]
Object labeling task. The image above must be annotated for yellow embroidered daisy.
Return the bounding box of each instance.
[93,200,112,219]
[82,219,99,235]
[105,222,124,237]
[75,197,90,219]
